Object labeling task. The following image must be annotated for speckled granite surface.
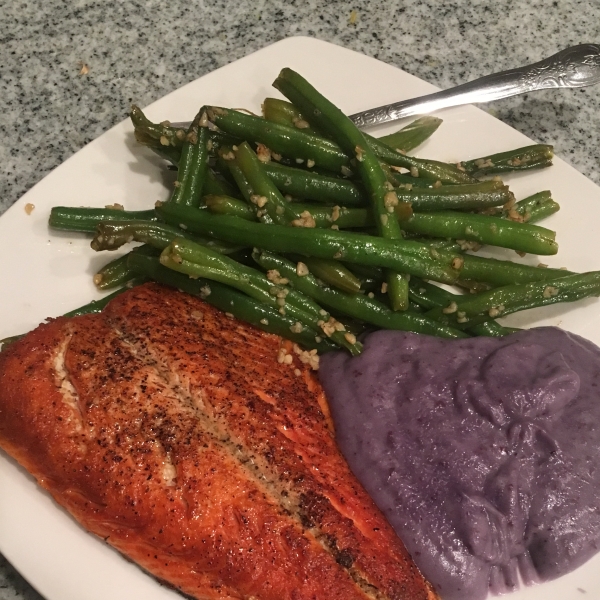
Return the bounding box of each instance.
[0,1,599,598]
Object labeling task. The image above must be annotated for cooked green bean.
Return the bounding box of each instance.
[170,120,209,207]
[398,180,511,212]
[263,164,510,211]
[407,277,519,337]
[262,97,323,135]
[377,116,443,152]
[128,253,336,353]
[90,219,240,254]
[272,75,477,185]
[298,257,362,294]
[396,209,558,255]
[253,250,469,339]
[233,142,302,225]
[368,136,478,184]
[461,144,553,176]
[204,169,241,198]
[219,150,256,204]
[49,206,157,233]
[207,106,350,173]
[160,238,362,354]
[204,195,256,219]
[271,68,411,310]
[157,205,458,282]
[94,245,160,290]
[425,271,600,328]
[513,191,560,223]
[263,161,365,206]
[204,194,370,229]
[157,204,578,288]
[205,192,525,243]
[263,98,442,154]
[130,105,187,148]
[113,77,588,350]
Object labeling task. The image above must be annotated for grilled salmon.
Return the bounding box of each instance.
[0,283,437,600]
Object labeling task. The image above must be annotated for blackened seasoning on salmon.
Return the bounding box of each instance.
[320,327,600,600]
[0,283,437,600]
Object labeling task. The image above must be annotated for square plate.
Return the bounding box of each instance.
[1,36,599,600]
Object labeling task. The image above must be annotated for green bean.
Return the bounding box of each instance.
[94,245,161,290]
[263,101,444,187]
[396,209,558,255]
[133,102,468,187]
[263,161,365,206]
[157,204,577,288]
[264,99,444,154]
[272,75,476,185]
[130,105,187,148]
[130,105,236,157]
[461,144,553,176]
[290,205,370,229]
[263,164,509,211]
[207,106,350,173]
[297,257,362,294]
[369,137,479,184]
[425,271,600,328]
[406,237,465,253]
[160,238,362,354]
[209,103,472,186]
[343,263,385,292]
[204,194,370,229]
[133,129,182,166]
[262,97,323,135]
[219,150,257,204]
[170,120,209,207]
[271,68,411,311]
[155,207,459,287]
[377,116,443,152]
[513,191,560,223]
[480,191,560,224]
[458,252,573,286]
[253,250,469,339]
[234,142,302,225]
[407,277,519,337]
[90,219,240,255]
[398,180,511,212]
[204,168,241,198]
[385,169,436,188]
[204,195,256,219]
[128,253,336,353]
[163,238,320,317]
[49,206,157,233]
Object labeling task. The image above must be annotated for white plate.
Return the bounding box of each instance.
[1,36,599,600]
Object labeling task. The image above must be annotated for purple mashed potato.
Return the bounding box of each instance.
[319,327,600,600]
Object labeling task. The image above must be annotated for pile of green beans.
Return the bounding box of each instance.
[33,67,600,358]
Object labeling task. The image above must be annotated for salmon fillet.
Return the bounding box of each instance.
[0,283,437,600]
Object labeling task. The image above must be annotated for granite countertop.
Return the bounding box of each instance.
[1,1,599,598]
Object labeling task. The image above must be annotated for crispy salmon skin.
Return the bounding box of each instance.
[0,283,437,600]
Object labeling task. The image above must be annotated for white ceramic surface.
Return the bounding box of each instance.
[1,36,599,600]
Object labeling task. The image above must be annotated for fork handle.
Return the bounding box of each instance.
[349,44,600,127]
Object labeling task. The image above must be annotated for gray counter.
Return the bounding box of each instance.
[1,1,599,598]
